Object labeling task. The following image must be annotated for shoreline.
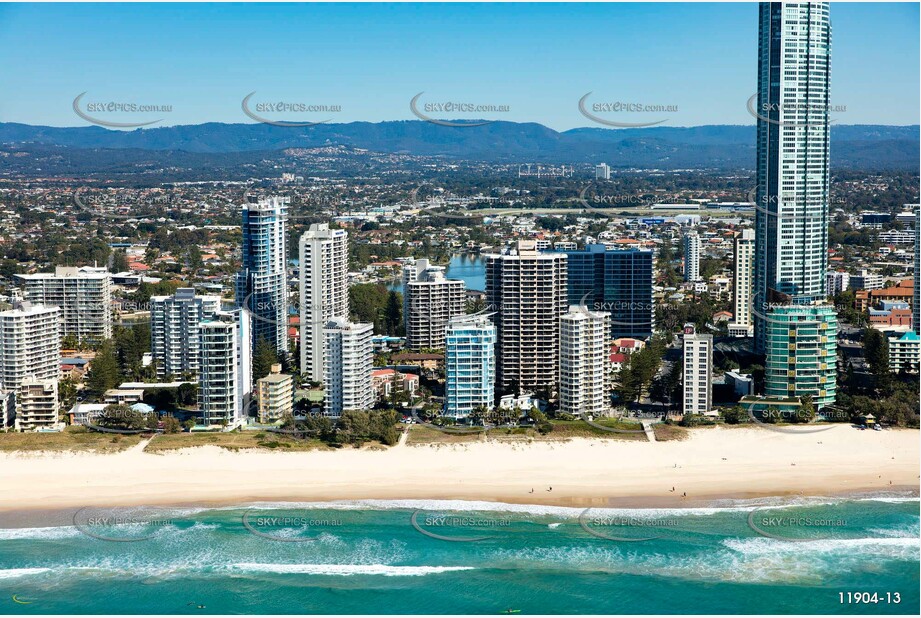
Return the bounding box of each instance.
[1,426,918,515]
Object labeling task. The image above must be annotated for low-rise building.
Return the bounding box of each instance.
[15,377,59,431]
[256,364,294,423]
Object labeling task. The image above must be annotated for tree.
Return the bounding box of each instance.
[793,394,816,424]
[161,416,182,434]
[863,328,891,392]
[86,340,121,397]
[384,291,403,336]
[720,406,748,425]
[252,338,279,382]
[182,419,196,432]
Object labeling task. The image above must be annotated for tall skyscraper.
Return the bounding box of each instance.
[299,224,349,383]
[485,241,567,395]
[17,266,112,344]
[323,318,373,417]
[754,1,832,353]
[683,231,701,282]
[403,259,466,350]
[444,313,496,418]
[559,245,654,339]
[198,310,251,426]
[682,323,713,416]
[237,197,289,356]
[914,206,920,335]
[0,303,60,392]
[559,307,610,417]
[150,288,221,379]
[729,229,756,337]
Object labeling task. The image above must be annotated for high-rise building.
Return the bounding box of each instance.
[150,288,221,379]
[14,378,58,432]
[763,304,837,408]
[444,313,496,418]
[754,2,832,353]
[558,245,654,340]
[729,229,755,337]
[683,231,701,282]
[914,206,920,335]
[826,271,850,297]
[256,363,294,423]
[403,259,466,350]
[682,323,712,416]
[887,331,920,375]
[237,197,289,356]
[198,310,251,427]
[17,266,111,344]
[0,303,60,392]
[595,163,611,180]
[559,307,610,417]
[485,241,567,395]
[299,224,349,383]
[323,318,373,417]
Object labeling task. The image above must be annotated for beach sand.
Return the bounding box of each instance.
[0,425,917,512]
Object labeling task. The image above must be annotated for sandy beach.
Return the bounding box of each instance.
[1,425,917,512]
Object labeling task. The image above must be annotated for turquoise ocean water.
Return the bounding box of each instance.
[1,496,917,615]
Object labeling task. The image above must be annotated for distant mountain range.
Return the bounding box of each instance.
[0,121,917,172]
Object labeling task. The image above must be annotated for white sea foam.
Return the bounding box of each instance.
[0,526,80,541]
[0,567,51,579]
[226,563,475,576]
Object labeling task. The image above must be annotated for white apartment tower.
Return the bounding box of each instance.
[403,259,466,350]
[485,241,568,395]
[754,1,833,352]
[595,163,611,180]
[682,323,713,416]
[683,231,701,282]
[299,224,349,383]
[150,288,221,379]
[559,307,611,418]
[322,318,373,417]
[728,229,755,337]
[0,303,60,392]
[17,266,112,343]
[198,310,251,427]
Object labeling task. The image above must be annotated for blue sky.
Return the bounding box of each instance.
[0,2,917,130]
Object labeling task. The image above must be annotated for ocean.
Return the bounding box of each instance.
[1,495,917,615]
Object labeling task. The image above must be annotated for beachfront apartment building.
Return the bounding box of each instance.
[14,377,58,431]
[683,232,701,282]
[0,303,60,392]
[198,310,251,427]
[559,307,610,418]
[444,313,496,418]
[887,331,920,374]
[682,323,713,416]
[556,245,654,340]
[299,224,349,383]
[729,229,755,338]
[485,241,567,395]
[323,318,373,417]
[237,197,289,356]
[16,266,112,343]
[763,304,838,409]
[256,363,294,423]
[403,259,466,350]
[150,288,221,379]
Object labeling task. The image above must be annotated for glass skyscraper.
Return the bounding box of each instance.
[754,1,832,352]
[236,197,289,357]
[559,245,654,339]
[444,314,496,418]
